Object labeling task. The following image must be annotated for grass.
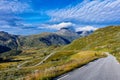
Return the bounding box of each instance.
[0,26,119,80]
[63,26,120,61]
[24,51,106,80]
[0,62,18,70]
[0,46,62,80]
[0,50,106,80]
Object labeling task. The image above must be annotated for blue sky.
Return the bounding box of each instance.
[0,0,120,35]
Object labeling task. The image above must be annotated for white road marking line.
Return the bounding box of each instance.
[57,74,69,80]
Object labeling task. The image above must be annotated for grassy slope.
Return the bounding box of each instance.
[25,51,106,80]
[0,48,106,80]
[28,26,119,80]
[63,26,120,61]
[21,26,120,80]
[1,26,119,80]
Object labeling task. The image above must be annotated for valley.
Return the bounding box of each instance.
[0,0,120,80]
[0,26,120,80]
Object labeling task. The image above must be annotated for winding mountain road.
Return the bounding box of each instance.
[55,53,120,80]
[17,52,56,68]
[33,52,55,67]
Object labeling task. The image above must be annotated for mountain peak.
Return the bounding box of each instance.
[56,27,77,36]
[0,31,9,35]
[59,27,75,32]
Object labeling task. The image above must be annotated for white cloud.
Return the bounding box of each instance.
[43,22,75,30]
[0,25,11,29]
[0,0,31,14]
[48,0,120,24]
[0,0,32,32]
[76,26,98,31]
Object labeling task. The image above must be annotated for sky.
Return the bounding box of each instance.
[0,0,120,35]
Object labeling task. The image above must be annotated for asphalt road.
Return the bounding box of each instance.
[55,53,120,80]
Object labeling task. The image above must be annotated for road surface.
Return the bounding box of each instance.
[55,54,120,80]
[34,52,55,67]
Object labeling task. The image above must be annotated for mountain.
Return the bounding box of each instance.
[0,27,94,54]
[76,30,94,37]
[63,26,120,61]
[19,33,70,49]
[56,27,76,35]
[22,27,95,48]
[1,26,119,80]
[0,30,73,53]
[0,29,75,53]
[0,45,11,53]
[56,27,95,41]
[56,27,80,41]
[0,31,20,53]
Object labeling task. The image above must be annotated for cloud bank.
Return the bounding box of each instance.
[0,0,31,14]
[44,22,75,30]
[0,0,119,35]
[48,0,120,25]
[0,0,32,29]
[76,26,98,31]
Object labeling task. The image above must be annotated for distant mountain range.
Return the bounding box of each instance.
[0,26,120,80]
[76,30,94,37]
[0,27,94,53]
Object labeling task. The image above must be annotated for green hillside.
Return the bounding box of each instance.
[0,26,119,80]
[63,26,120,61]
[19,32,70,48]
[0,32,70,58]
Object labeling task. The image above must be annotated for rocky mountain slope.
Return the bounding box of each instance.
[0,27,94,54]
[56,27,80,42]
[0,31,20,53]
[19,33,71,49]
